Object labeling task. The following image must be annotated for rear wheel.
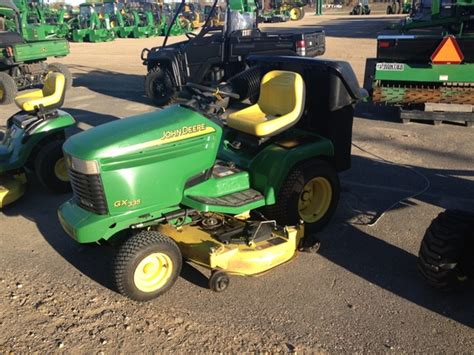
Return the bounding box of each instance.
[289,7,304,21]
[263,160,340,233]
[35,139,71,193]
[47,63,73,90]
[145,66,177,107]
[418,210,474,290]
[114,231,182,301]
[0,72,17,105]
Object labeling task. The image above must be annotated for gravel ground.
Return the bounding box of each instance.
[1,14,473,353]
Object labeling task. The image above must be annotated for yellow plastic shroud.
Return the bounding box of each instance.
[157,223,304,276]
[0,174,27,208]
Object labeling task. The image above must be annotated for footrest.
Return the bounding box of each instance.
[189,188,264,207]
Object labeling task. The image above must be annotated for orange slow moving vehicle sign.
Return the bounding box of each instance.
[430,36,464,64]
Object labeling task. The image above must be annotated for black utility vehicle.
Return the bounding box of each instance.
[141,0,325,106]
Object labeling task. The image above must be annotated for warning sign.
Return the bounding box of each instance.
[431,36,464,64]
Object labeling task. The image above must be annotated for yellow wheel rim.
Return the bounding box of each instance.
[54,158,69,182]
[298,177,332,223]
[134,253,173,293]
[290,7,301,20]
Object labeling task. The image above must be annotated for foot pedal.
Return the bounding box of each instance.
[189,188,264,207]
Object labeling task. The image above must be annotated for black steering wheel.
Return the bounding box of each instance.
[185,31,197,39]
[186,82,240,100]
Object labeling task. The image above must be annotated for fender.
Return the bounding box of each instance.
[248,137,335,205]
[0,110,75,172]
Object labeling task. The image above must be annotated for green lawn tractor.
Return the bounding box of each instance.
[368,0,474,125]
[128,2,160,39]
[58,55,364,301]
[161,2,192,36]
[418,209,474,290]
[69,3,115,43]
[0,0,72,105]
[0,72,74,208]
[103,0,134,39]
[350,0,371,15]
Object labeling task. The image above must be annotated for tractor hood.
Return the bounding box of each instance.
[64,105,220,161]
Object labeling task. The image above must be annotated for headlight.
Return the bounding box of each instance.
[66,155,99,175]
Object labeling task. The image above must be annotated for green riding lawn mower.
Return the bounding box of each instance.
[349,0,371,15]
[418,209,474,290]
[259,0,307,23]
[0,71,74,207]
[0,0,72,105]
[58,55,364,301]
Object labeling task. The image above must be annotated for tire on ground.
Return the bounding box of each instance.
[48,62,73,90]
[262,159,340,234]
[145,66,177,107]
[114,230,182,301]
[34,139,71,193]
[418,209,474,290]
[0,72,17,105]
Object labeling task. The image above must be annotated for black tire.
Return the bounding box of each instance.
[34,139,71,193]
[386,5,393,14]
[47,63,73,90]
[145,66,177,107]
[263,159,340,233]
[0,72,17,105]
[114,231,182,301]
[418,210,474,290]
[209,270,230,292]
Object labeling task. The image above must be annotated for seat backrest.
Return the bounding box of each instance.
[40,72,66,110]
[258,70,304,117]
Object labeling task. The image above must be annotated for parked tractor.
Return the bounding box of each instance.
[69,2,115,42]
[0,0,71,105]
[350,0,371,15]
[386,0,411,15]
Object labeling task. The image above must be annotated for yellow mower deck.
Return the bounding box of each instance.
[0,174,26,208]
[157,224,303,276]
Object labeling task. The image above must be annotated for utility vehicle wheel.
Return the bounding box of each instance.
[209,270,230,292]
[0,72,17,105]
[263,160,340,233]
[145,67,177,107]
[289,7,304,21]
[114,231,182,301]
[48,63,73,90]
[35,140,71,193]
[418,210,474,290]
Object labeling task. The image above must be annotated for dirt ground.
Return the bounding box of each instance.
[1,14,473,353]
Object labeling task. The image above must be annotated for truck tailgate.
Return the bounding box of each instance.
[13,39,69,62]
[297,31,325,57]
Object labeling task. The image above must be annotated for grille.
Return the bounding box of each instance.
[69,169,108,215]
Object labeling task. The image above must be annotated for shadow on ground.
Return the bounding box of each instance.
[70,64,152,105]
[3,153,473,326]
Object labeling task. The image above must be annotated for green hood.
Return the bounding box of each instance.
[64,105,220,161]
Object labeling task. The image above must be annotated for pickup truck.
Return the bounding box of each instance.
[141,2,325,106]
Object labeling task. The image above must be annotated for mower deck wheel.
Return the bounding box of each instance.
[114,231,182,301]
[35,140,71,193]
[209,270,230,292]
[0,72,17,105]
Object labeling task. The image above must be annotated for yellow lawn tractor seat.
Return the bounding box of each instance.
[14,72,66,113]
[227,70,305,137]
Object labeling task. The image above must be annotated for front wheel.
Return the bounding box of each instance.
[145,66,177,107]
[418,210,474,290]
[289,7,304,21]
[263,159,340,233]
[114,231,182,301]
[35,139,71,193]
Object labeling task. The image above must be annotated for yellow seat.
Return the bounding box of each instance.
[227,70,305,137]
[14,72,66,113]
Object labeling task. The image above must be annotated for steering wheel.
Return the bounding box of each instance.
[186,82,240,100]
[185,32,197,39]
